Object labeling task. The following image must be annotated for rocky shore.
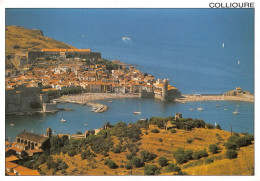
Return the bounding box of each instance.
[175,94,254,103]
[53,93,139,113]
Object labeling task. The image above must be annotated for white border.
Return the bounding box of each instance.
[0,1,258,181]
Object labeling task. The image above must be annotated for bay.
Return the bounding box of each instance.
[6,98,254,141]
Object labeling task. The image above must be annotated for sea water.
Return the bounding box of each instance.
[6,99,254,141]
[5,9,254,140]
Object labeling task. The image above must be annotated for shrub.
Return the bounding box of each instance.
[130,157,143,168]
[228,135,240,143]
[144,165,160,175]
[186,139,193,144]
[215,124,221,130]
[170,128,177,133]
[165,163,175,172]
[68,150,77,157]
[205,123,214,129]
[125,163,133,170]
[107,160,118,169]
[175,154,188,164]
[112,145,122,153]
[140,150,157,162]
[226,150,238,159]
[173,148,194,164]
[151,129,159,133]
[173,148,185,156]
[192,150,208,160]
[126,152,137,160]
[236,136,252,147]
[158,157,168,167]
[174,171,188,175]
[205,158,214,164]
[209,144,219,154]
[184,149,193,160]
[225,141,238,150]
[158,138,163,142]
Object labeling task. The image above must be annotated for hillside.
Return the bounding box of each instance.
[5,25,75,55]
[19,117,253,176]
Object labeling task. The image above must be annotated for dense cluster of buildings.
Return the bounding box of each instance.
[6,48,181,114]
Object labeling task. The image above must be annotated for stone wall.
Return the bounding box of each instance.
[42,103,58,112]
[139,90,154,98]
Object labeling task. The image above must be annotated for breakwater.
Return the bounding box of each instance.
[175,94,254,103]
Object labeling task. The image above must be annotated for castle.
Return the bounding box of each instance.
[140,79,181,101]
[5,83,57,114]
[14,48,101,69]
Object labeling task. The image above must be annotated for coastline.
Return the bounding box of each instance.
[53,93,139,104]
[175,94,254,103]
[53,93,139,113]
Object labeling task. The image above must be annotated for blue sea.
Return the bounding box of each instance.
[5,9,254,140]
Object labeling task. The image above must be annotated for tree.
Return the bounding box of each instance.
[225,141,238,150]
[130,157,143,168]
[175,154,188,164]
[140,150,157,162]
[158,157,168,167]
[226,150,238,159]
[144,165,160,175]
[209,144,219,154]
[151,129,159,133]
[107,160,118,169]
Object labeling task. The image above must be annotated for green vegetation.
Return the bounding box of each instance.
[151,129,159,133]
[140,150,157,163]
[192,150,208,160]
[173,148,194,164]
[165,163,181,172]
[226,150,238,159]
[45,87,83,98]
[144,165,160,175]
[158,156,168,167]
[130,157,144,168]
[209,144,219,154]
[205,158,214,164]
[105,159,118,169]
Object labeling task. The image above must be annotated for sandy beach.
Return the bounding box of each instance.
[175,94,254,103]
[54,93,139,104]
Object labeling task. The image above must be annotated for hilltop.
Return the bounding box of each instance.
[5,25,75,55]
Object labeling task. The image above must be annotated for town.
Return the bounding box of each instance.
[6,48,181,114]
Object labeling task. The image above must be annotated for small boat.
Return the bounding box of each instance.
[10,123,15,127]
[216,105,221,107]
[108,100,113,103]
[224,108,228,111]
[189,108,194,111]
[60,118,66,122]
[197,107,204,111]
[133,111,142,115]
[233,109,240,115]
[122,36,131,41]
[222,42,225,48]
[84,123,87,126]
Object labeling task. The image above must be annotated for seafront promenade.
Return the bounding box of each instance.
[175,94,254,103]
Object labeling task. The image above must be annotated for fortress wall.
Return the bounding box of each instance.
[42,103,58,112]
[139,90,154,98]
